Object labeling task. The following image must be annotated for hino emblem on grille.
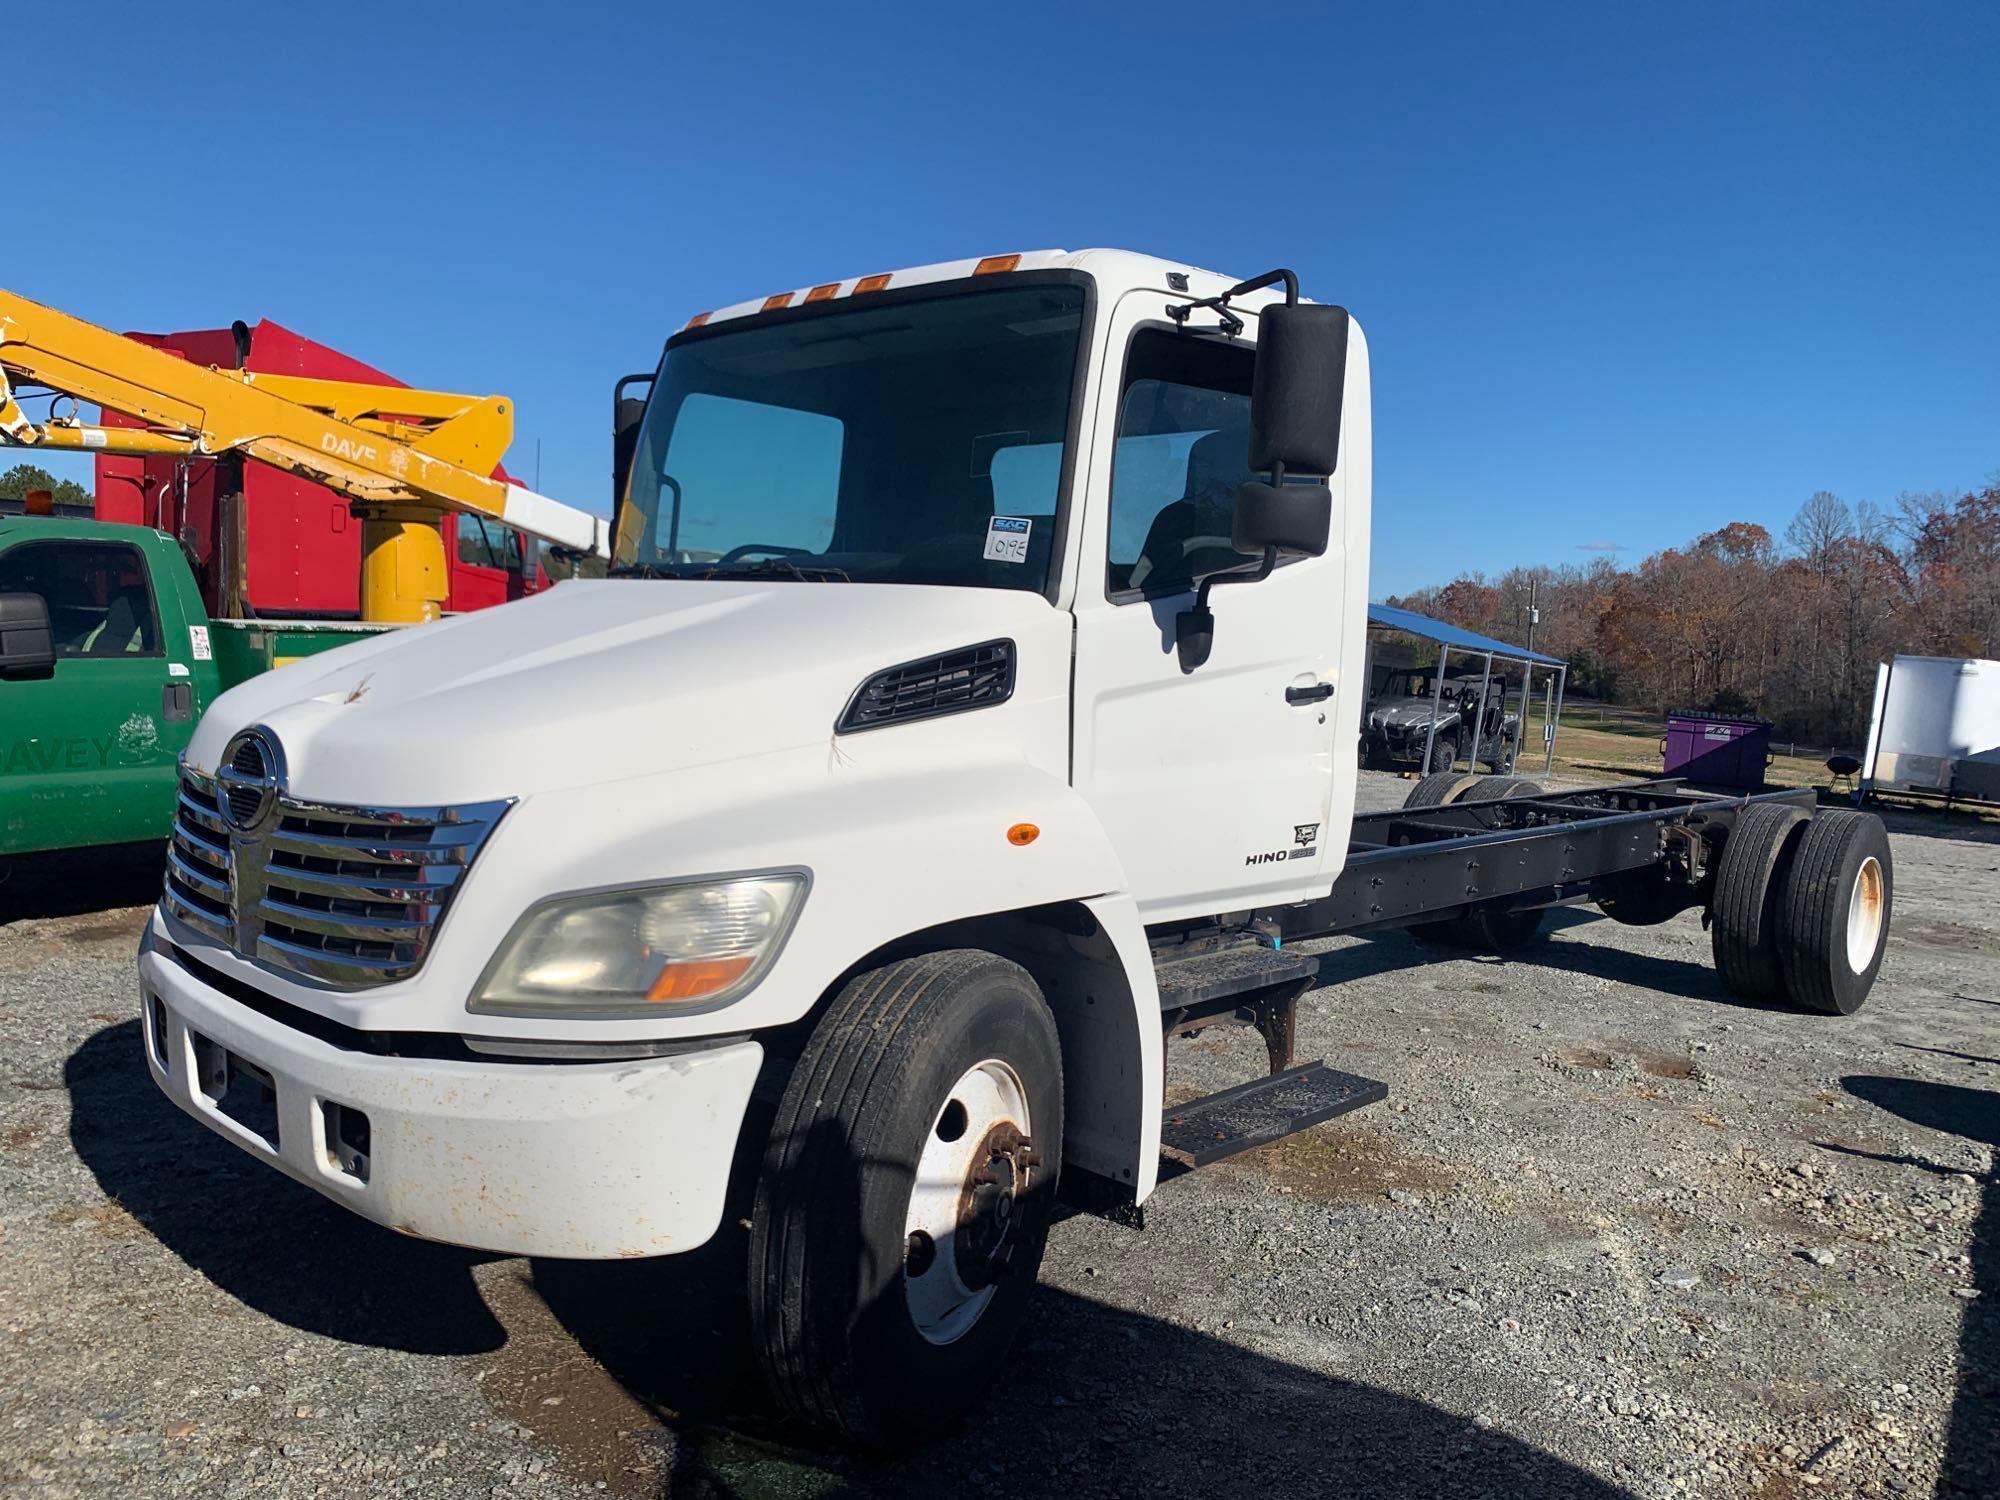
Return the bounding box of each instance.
[216,726,286,955]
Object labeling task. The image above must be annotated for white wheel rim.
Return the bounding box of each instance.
[902,1058,1032,1347]
[1846,855,1885,974]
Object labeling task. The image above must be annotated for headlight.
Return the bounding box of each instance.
[470,872,807,1017]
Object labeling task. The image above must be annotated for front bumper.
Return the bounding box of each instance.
[138,937,763,1259]
[1364,724,1435,762]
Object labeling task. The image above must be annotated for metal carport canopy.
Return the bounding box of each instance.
[1366,602,1566,667]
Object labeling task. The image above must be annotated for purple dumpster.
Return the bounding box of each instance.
[1663,710,1773,790]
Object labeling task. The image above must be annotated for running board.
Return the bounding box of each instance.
[1160,1061,1388,1173]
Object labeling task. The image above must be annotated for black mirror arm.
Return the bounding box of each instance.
[1175,543,1278,674]
[1164,266,1301,336]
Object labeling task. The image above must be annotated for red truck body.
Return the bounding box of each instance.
[93,319,546,619]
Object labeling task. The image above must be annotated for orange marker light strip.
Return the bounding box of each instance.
[974,254,1022,275]
[646,954,754,1002]
[805,282,841,302]
[1007,823,1040,846]
[762,293,794,312]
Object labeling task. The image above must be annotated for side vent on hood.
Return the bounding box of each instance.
[837,639,1016,734]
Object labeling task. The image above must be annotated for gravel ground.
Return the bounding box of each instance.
[0,773,1994,1499]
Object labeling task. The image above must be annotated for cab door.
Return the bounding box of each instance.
[1069,293,1348,922]
[0,535,197,854]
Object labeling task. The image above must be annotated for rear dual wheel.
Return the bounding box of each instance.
[1775,810,1893,1015]
[749,950,1063,1445]
[1406,775,1550,952]
[1709,806,1893,1014]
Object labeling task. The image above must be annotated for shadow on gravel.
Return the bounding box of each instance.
[520,1116,1631,1500]
[64,1021,506,1356]
[0,842,166,924]
[62,1017,1633,1498]
[529,1266,1635,1499]
[1842,1073,1997,1499]
[1316,910,1768,1012]
[1866,804,2000,846]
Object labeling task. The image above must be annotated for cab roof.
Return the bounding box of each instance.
[683,248,1305,331]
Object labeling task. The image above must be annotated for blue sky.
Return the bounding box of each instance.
[12,2,1996,597]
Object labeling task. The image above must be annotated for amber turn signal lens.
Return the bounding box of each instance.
[646,954,755,1002]
[974,254,1022,275]
[1007,823,1040,846]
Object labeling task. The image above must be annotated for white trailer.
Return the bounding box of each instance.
[1860,654,2000,805]
[127,250,1896,1444]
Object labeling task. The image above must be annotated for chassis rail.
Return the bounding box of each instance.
[1263,779,1816,941]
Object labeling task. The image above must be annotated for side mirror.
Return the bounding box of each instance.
[610,371,654,519]
[0,592,55,678]
[1174,296,1350,672]
[1231,300,1349,558]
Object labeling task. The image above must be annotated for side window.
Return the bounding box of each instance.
[0,541,161,658]
[456,515,519,570]
[1106,330,1257,598]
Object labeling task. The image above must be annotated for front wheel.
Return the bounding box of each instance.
[749,950,1064,1445]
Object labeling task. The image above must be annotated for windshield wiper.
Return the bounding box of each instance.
[607,561,675,579]
[697,558,852,583]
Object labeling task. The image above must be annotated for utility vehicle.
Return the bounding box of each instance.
[1363,666,1519,772]
[128,250,1894,1443]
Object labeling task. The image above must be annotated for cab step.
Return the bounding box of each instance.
[1160,1061,1387,1173]
[1152,940,1321,1014]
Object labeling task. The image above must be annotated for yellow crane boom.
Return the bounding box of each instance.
[0,289,609,622]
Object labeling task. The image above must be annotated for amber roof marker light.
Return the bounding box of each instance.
[853,273,893,294]
[974,254,1022,275]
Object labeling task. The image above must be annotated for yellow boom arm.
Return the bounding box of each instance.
[0,290,609,621]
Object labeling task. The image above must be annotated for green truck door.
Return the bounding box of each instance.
[0,536,199,854]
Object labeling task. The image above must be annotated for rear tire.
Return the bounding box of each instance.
[1411,778,1548,951]
[749,950,1064,1445]
[1710,803,1810,1003]
[1458,775,1543,804]
[1775,810,1893,1015]
[1404,769,1481,810]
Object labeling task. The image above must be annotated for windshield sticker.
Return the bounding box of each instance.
[188,625,212,661]
[984,515,1032,564]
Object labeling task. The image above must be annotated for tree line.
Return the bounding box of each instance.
[1385,481,2000,748]
[0,462,93,509]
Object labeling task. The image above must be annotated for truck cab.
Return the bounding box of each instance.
[0,517,223,853]
[136,248,1369,1435]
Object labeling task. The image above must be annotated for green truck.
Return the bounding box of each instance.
[0,516,389,856]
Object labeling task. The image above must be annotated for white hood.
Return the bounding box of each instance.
[190,581,1066,806]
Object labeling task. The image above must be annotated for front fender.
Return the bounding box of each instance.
[430,743,1146,1043]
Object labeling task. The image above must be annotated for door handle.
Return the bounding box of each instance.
[1285,681,1335,705]
[162,681,193,723]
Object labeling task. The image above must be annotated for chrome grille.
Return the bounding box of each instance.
[164,764,509,989]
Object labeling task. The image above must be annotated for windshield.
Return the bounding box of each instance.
[615,282,1087,592]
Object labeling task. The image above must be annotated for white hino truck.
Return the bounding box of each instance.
[138,249,1895,1444]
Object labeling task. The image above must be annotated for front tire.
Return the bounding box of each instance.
[749,950,1064,1445]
